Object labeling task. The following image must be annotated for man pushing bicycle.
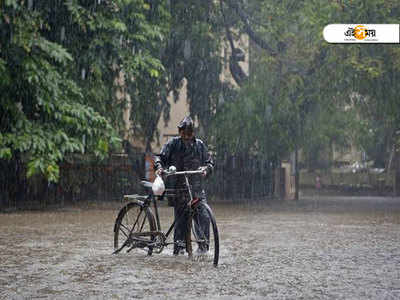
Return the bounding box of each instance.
[154,116,214,255]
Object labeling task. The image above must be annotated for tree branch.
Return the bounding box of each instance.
[220,0,248,86]
[223,0,276,56]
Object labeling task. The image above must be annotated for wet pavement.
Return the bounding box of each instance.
[1,196,400,299]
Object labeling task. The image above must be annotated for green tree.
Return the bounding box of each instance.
[162,0,226,140]
[41,0,170,150]
[213,0,400,169]
[0,0,170,182]
[318,0,400,169]
[0,0,118,182]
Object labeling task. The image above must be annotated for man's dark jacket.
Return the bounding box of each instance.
[154,136,214,251]
[154,136,214,198]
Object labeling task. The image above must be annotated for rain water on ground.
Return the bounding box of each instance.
[1,196,400,299]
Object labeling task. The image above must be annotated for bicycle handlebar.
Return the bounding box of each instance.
[164,169,204,177]
[161,165,206,177]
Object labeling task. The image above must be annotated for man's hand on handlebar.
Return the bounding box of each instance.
[156,166,207,177]
[198,166,208,177]
[155,168,164,176]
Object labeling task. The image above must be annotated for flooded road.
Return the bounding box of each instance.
[1,196,400,299]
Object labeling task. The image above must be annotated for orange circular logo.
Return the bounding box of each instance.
[354,25,367,40]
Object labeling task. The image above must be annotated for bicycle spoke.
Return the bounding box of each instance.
[119,223,130,238]
[122,208,143,235]
[120,208,143,238]
[187,203,219,266]
[139,213,147,232]
[113,187,218,265]
[114,201,156,256]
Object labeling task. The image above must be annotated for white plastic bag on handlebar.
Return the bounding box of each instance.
[152,175,165,196]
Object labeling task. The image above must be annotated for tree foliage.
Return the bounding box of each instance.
[2,0,400,185]
[0,0,169,181]
[162,0,225,140]
[211,0,400,170]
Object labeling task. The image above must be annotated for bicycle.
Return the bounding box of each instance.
[113,166,219,266]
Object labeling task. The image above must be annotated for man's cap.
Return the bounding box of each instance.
[177,116,194,131]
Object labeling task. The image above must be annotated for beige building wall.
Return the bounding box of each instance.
[119,77,193,153]
[151,78,191,153]
[122,33,249,153]
[152,34,249,153]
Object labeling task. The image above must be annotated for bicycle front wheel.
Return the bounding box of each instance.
[187,202,219,266]
[113,200,156,255]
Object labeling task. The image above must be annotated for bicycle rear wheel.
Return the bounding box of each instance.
[113,200,156,255]
[187,202,219,266]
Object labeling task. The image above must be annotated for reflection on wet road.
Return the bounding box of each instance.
[1,196,400,299]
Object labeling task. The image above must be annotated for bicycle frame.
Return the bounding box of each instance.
[158,170,203,235]
[114,167,219,266]
[130,169,204,249]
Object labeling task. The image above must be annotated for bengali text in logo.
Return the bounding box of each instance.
[323,24,399,43]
